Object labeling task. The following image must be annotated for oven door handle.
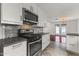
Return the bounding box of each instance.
[28,39,41,45]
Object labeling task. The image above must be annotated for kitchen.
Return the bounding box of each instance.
[0,3,50,56]
[0,3,79,56]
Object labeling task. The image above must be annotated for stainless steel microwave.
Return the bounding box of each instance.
[22,8,38,24]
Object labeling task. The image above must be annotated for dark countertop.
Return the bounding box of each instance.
[3,37,27,47]
[39,33,49,35]
[0,39,3,56]
[1,32,47,47]
[19,32,49,36]
[0,32,47,47]
[67,33,79,36]
[19,33,49,39]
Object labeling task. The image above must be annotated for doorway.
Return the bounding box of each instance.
[55,24,66,43]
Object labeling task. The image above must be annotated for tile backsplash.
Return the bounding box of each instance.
[4,25,19,38]
[0,25,4,39]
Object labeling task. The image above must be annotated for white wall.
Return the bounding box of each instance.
[49,18,79,35]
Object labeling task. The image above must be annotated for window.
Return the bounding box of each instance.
[56,25,60,34]
[61,24,66,35]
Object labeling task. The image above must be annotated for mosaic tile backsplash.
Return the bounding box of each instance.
[4,25,19,38]
[0,25,3,39]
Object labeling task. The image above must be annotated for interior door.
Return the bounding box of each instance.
[55,24,66,43]
[61,24,66,44]
[55,24,60,42]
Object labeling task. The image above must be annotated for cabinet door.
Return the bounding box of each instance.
[42,42,47,50]
[4,41,26,56]
[30,4,38,15]
[1,3,23,25]
[42,34,50,51]
[66,36,78,52]
[67,44,78,52]
[42,40,50,51]
[22,3,38,15]
[0,26,3,39]
[12,41,26,56]
[22,4,30,10]
[67,36,77,44]
[77,37,79,53]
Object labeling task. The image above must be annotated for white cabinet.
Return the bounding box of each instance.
[77,37,79,53]
[66,36,78,53]
[1,3,23,25]
[0,25,3,39]
[42,34,50,51]
[22,4,30,10]
[22,3,38,15]
[4,41,27,56]
[42,42,47,50]
[41,22,51,51]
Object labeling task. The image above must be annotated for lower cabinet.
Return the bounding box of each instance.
[4,41,27,56]
[42,41,49,50]
[77,37,79,53]
[42,34,50,51]
[67,44,78,53]
[66,35,78,53]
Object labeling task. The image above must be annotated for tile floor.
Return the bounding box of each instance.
[42,41,78,56]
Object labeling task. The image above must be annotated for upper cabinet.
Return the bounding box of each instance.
[1,3,23,25]
[0,3,38,25]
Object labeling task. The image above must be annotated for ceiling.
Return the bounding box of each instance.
[36,3,79,18]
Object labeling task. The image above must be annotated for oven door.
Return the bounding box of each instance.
[27,39,42,56]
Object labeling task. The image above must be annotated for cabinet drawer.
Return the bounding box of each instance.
[67,44,78,53]
[4,41,26,56]
[67,36,78,44]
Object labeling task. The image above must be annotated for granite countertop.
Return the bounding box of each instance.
[67,33,79,36]
[0,33,48,47]
[19,33,49,39]
[38,33,49,35]
[0,39,3,56]
[3,37,27,47]
[19,32,49,35]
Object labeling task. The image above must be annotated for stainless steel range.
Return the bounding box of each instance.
[18,28,43,56]
[27,34,42,56]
